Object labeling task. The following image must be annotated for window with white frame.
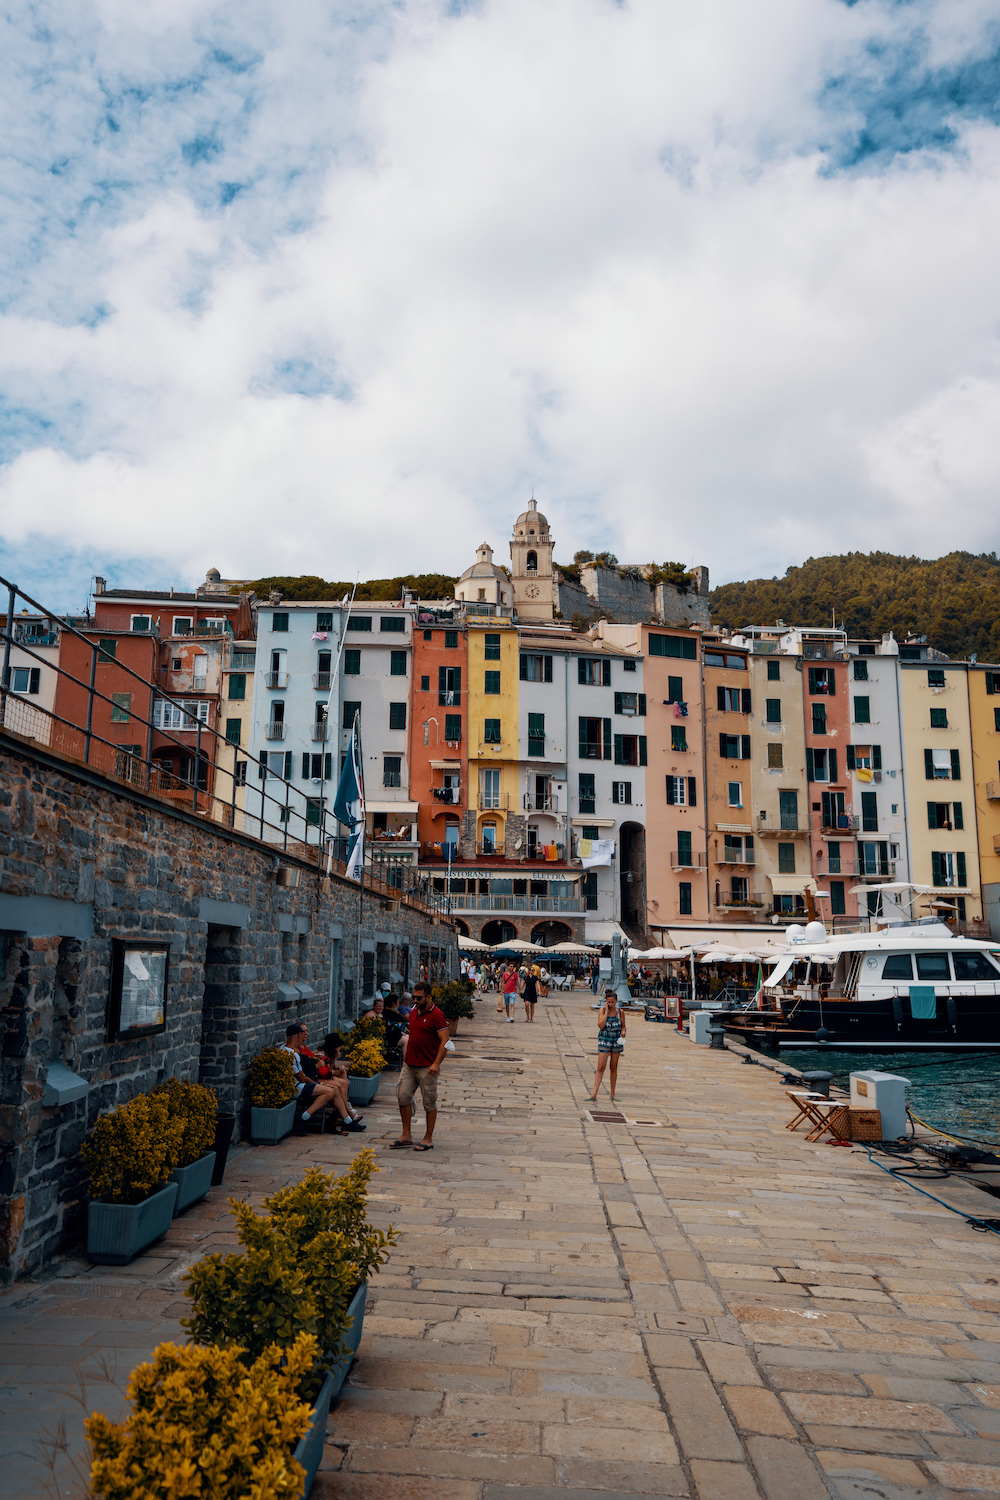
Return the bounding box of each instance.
[153,699,209,730]
[728,781,743,807]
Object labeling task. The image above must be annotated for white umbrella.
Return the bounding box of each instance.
[640,947,688,960]
[458,935,489,951]
[551,940,600,954]
[492,938,543,953]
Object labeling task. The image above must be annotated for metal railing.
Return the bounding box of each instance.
[757,813,803,833]
[717,893,766,908]
[12,625,59,647]
[314,672,332,690]
[450,895,583,912]
[266,721,285,740]
[478,793,509,811]
[92,613,160,637]
[718,852,755,865]
[822,815,859,833]
[383,771,402,787]
[523,793,556,811]
[0,571,453,915]
[987,781,1000,801]
[265,672,289,689]
[312,722,329,740]
[672,851,705,867]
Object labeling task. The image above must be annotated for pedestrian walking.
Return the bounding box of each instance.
[500,961,518,1022]
[391,981,450,1152]
[590,957,600,995]
[587,990,626,1105]
[522,964,538,1022]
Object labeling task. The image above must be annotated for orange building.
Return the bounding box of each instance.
[52,626,158,782]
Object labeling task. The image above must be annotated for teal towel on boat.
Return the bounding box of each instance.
[909,985,937,1020]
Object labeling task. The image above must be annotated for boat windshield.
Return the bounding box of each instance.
[882,953,912,979]
[953,952,1000,981]
[915,952,950,980]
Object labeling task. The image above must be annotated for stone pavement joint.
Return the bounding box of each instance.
[4,989,1000,1496]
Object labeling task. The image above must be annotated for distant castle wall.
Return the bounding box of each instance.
[556,564,711,629]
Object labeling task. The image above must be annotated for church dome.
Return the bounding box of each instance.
[458,542,508,584]
[514,497,550,536]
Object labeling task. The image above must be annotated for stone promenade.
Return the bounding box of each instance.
[4,989,1000,1499]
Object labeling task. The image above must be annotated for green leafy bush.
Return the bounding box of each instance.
[342,1013,386,1076]
[86,1333,315,1499]
[82,1092,185,1205]
[154,1076,217,1167]
[182,1152,396,1396]
[432,980,476,1022]
[249,1046,297,1109]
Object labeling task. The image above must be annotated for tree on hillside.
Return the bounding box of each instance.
[234,573,457,603]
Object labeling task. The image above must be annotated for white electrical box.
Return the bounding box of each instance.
[850,1071,911,1139]
[691,1011,713,1046]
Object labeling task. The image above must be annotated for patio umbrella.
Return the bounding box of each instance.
[457,935,489,951]
[550,940,600,954]
[640,947,689,960]
[491,938,543,953]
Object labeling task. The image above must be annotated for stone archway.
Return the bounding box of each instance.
[481,918,517,946]
[530,920,572,948]
[453,919,470,938]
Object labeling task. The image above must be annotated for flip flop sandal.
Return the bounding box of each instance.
[389,1139,413,1149]
[413,1143,434,1151]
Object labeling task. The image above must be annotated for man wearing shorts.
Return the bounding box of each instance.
[392,981,449,1152]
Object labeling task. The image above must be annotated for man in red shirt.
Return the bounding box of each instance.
[391,981,449,1152]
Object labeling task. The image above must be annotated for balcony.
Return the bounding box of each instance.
[265,673,288,689]
[524,793,557,811]
[450,894,583,912]
[717,894,766,909]
[821,815,859,835]
[987,781,1000,801]
[92,613,159,637]
[314,672,332,690]
[11,626,58,647]
[383,772,402,788]
[718,852,755,866]
[478,793,510,811]
[312,722,329,741]
[857,860,896,881]
[672,851,705,868]
[757,814,809,837]
[266,721,285,740]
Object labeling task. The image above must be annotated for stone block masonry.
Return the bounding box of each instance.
[0,732,456,1282]
[556,565,710,629]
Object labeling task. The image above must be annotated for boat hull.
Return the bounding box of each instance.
[720,992,1000,1050]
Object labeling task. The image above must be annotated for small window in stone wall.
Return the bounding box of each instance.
[107,940,169,1042]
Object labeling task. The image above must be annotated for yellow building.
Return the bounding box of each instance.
[899,659,983,929]
[969,665,1000,938]
[464,620,520,855]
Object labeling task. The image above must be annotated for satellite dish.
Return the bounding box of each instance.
[802,920,828,942]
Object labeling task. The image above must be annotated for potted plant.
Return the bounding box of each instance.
[156,1077,218,1214]
[433,979,476,1035]
[87,1332,318,1498]
[183,1152,396,1407]
[249,1046,298,1144]
[344,1037,386,1105]
[83,1092,185,1264]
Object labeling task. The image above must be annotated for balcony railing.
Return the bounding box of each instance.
[717,894,766,909]
[265,673,288,689]
[383,772,402,788]
[757,813,806,834]
[12,626,59,647]
[857,859,896,881]
[312,722,329,741]
[672,851,705,867]
[92,614,159,637]
[476,842,501,856]
[266,721,285,740]
[822,815,859,834]
[314,672,332,690]
[450,895,583,912]
[524,793,556,811]
[987,781,1000,801]
[478,793,509,811]
[718,852,755,866]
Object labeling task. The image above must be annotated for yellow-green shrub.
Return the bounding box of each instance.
[86,1333,315,1499]
[352,1012,386,1046]
[154,1077,217,1167]
[82,1092,185,1205]
[249,1046,297,1109]
[182,1152,396,1397]
[344,1037,385,1078]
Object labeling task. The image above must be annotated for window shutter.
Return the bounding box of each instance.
[519,655,528,680]
[932,851,943,887]
[808,668,817,694]
[829,748,837,783]
[613,734,623,765]
[28,668,40,694]
[872,744,882,770]
[666,776,676,805]
[578,717,588,758]
[284,752,293,779]
[602,719,612,759]
[638,694,646,715]
[924,748,934,780]
[639,736,647,766]
[951,749,961,780]
[958,851,967,886]
[544,655,552,682]
[614,692,624,714]
[927,802,937,829]
[741,735,751,760]
[806,748,815,781]
[717,686,726,711]
[602,660,611,686]
[668,675,683,702]
[954,801,964,830]
[719,733,727,758]
[741,688,752,714]
[578,658,586,684]
[302,753,310,778]
[258,755,267,779]
[846,745,856,770]
[439,665,447,694]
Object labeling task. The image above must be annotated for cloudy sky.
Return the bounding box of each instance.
[3,0,1000,608]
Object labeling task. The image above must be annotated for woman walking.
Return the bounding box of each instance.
[522,964,538,1022]
[588,990,626,1105]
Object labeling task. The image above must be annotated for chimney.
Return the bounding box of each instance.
[94,576,106,595]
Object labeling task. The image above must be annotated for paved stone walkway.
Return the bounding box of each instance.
[5,989,1000,1499]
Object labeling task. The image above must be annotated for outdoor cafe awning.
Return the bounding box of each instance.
[767,876,819,895]
[366,801,419,815]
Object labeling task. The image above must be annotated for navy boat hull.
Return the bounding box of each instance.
[719,992,1000,1050]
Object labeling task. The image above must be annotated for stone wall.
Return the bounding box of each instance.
[556,565,711,629]
[0,733,456,1282]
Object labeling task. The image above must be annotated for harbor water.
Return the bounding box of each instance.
[779,1045,1000,1145]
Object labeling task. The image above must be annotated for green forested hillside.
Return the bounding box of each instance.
[710,552,1000,662]
[233,572,457,602]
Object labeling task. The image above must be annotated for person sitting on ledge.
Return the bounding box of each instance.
[283,1024,364,1135]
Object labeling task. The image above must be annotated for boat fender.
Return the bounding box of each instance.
[947,996,958,1031]
[892,996,903,1029]
[815,1026,829,1043]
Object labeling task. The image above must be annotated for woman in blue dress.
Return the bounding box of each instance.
[588,989,626,1105]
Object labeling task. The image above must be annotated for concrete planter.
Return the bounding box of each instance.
[251,1099,297,1144]
[292,1280,368,1495]
[347,1074,380,1106]
[168,1151,216,1214]
[87,1182,179,1265]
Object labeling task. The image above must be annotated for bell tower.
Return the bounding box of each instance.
[510,498,555,621]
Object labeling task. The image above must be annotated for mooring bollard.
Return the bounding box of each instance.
[708,1026,726,1051]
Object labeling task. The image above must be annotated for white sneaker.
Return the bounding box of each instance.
[508,1015,515,1023]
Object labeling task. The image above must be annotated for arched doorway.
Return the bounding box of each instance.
[618,822,647,940]
[453,919,470,938]
[531,920,572,948]
[481,918,516,946]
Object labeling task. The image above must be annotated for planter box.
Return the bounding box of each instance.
[347,1074,380,1106]
[292,1280,368,1495]
[87,1181,179,1265]
[251,1099,297,1144]
[168,1151,216,1214]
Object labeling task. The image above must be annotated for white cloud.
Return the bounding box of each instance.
[2,0,1000,600]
